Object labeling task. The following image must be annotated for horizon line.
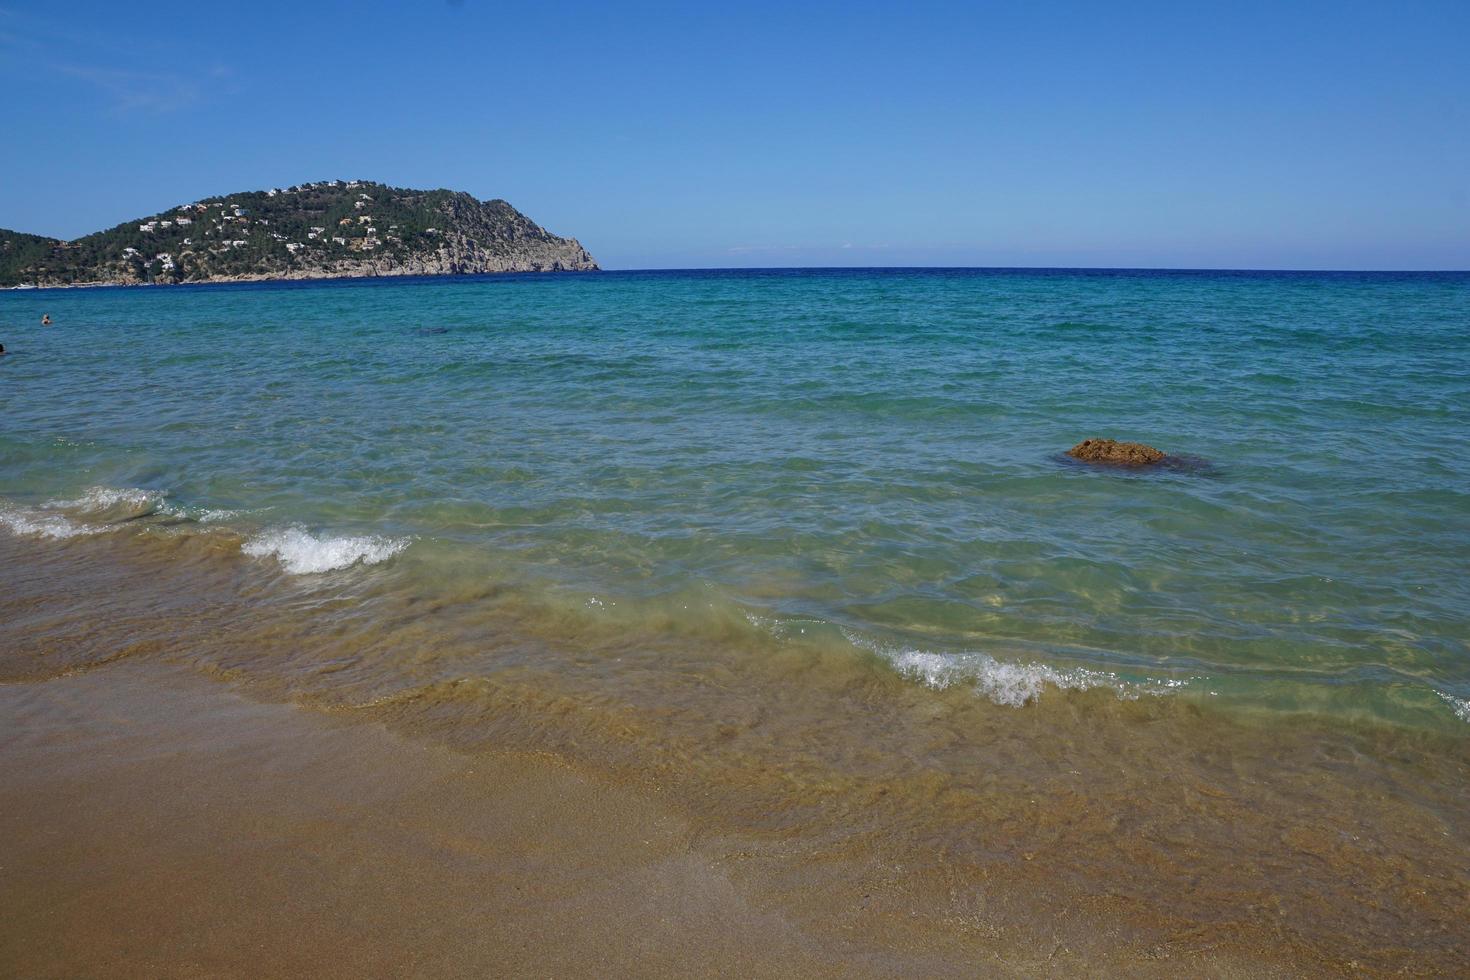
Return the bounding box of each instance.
[6,264,1468,294]
[601,263,1470,275]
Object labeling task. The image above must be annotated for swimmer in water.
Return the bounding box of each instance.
[0,343,7,355]
[41,314,52,326]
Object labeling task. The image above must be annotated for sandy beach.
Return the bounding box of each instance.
[3,662,863,979]
[0,663,1329,979]
[4,527,1468,977]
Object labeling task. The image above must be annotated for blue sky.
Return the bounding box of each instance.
[1,1,1466,270]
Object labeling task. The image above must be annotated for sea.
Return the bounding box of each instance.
[2,268,1468,962]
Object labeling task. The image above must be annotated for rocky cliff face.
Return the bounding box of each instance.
[0,181,598,287]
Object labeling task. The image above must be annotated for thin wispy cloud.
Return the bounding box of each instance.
[726,244,805,255]
[57,63,204,113]
[727,243,896,255]
[0,7,237,114]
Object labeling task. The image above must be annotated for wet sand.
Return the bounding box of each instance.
[2,532,1469,976]
[0,662,1165,979]
[1,663,854,978]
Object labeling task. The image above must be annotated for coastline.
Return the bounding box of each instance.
[4,266,1467,975]
[0,658,1336,979]
[1,264,602,291]
[2,529,1467,976]
[5,0,1466,972]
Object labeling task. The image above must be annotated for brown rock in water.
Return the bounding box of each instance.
[1067,438,1167,465]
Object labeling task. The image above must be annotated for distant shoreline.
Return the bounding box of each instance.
[1,266,605,293]
[4,265,1466,294]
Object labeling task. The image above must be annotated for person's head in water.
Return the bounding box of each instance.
[41,314,51,326]
[0,343,7,355]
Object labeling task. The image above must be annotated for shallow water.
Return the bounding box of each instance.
[2,268,1467,727]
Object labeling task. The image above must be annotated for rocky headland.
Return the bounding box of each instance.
[0,180,597,288]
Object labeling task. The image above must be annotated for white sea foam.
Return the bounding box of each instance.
[844,629,1185,707]
[242,526,409,574]
[192,508,245,523]
[1437,691,1470,724]
[47,486,164,514]
[40,487,248,526]
[0,506,92,540]
[1,487,165,540]
[157,501,246,523]
[889,648,1140,705]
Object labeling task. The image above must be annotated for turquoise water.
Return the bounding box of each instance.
[3,269,1468,729]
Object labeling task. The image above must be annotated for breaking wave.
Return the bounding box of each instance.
[47,486,165,515]
[242,526,410,574]
[0,505,94,540]
[1438,691,1470,725]
[844,630,1188,706]
[3,487,409,575]
[0,486,167,540]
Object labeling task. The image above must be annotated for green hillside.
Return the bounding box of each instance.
[0,180,596,286]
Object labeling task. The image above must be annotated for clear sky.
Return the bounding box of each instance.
[1,0,1466,270]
